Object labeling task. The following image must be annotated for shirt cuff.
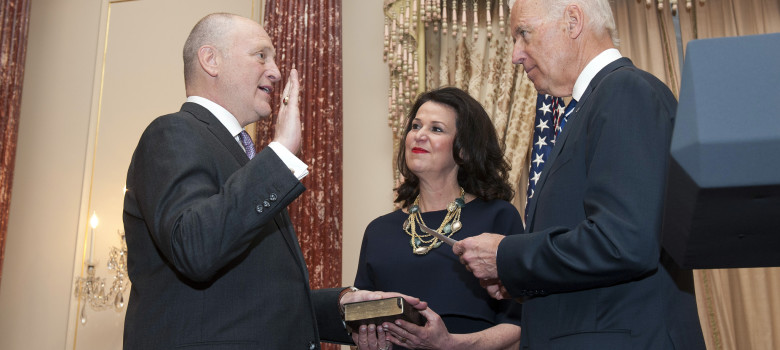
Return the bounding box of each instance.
[268,141,309,180]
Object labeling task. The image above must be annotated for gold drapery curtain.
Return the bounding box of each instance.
[383,0,538,213]
[0,0,32,288]
[614,0,780,93]
[614,1,780,349]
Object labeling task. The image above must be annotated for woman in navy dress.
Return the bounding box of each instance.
[353,87,523,350]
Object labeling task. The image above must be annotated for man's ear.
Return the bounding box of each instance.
[198,45,220,77]
[565,4,584,39]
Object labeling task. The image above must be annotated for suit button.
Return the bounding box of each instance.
[255,204,263,213]
[269,193,277,201]
[307,341,316,350]
[263,200,271,207]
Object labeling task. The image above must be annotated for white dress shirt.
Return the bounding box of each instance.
[571,48,622,101]
[186,96,309,180]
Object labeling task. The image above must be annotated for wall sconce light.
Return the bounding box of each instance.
[73,212,130,325]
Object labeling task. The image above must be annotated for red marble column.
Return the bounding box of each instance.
[0,0,31,288]
[259,3,343,347]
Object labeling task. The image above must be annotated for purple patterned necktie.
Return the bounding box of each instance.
[238,130,256,160]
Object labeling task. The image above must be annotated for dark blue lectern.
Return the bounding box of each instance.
[662,33,780,269]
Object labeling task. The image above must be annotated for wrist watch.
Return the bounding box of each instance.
[338,286,359,334]
[338,286,359,313]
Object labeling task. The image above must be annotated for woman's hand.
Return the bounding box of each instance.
[342,290,428,350]
[353,323,393,350]
[382,307,453,350]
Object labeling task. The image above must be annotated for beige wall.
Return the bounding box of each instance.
[0,0,391,349]
[0,0,101,348]
[342,1,395,288]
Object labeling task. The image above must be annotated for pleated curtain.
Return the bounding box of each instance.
[0,0,32,288]
[258,5,344,350]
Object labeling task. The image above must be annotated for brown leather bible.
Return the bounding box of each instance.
[343,297,426,334]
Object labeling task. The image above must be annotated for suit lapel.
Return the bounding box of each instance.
[181,102,250,166]
[181,103,309,274]
[526,58,635,230]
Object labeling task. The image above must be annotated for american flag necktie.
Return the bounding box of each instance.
[525,95,577,220]
[556,99,578,138]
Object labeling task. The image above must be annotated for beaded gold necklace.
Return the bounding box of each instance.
[403,187,465,255]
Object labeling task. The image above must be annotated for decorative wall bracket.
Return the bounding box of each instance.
[73,229,129,325]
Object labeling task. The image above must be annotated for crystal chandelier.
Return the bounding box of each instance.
[74,213,130,325]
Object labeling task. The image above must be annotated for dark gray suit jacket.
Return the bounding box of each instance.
[123,102,350,349]
[498,58,705,349]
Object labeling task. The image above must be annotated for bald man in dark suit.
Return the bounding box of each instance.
[123,13,420,350]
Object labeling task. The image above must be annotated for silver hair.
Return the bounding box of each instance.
[507,0,619,46]
[183,13,237,86]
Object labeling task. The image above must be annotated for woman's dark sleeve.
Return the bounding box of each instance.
[353,221,377,290]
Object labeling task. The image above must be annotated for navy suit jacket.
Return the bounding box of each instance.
[498,59,705,349]
[123,103,350,349]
